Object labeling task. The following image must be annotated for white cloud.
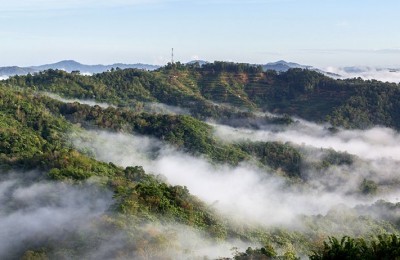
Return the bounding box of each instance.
[325,66,400,83]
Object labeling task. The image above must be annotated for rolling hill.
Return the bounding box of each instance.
[1,61,400,259]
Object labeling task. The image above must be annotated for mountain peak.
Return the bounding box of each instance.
[262,60,312,72]
[53,60,83,66]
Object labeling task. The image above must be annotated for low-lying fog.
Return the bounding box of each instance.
[44,92,190,115]
[44,92,115,109]
[71,115,400,229]
[0,172,112,259]
[212,118,400,161]
[0,171,252,259]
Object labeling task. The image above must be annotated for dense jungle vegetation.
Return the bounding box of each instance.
[1,62,400,259]
[5,61,400,129]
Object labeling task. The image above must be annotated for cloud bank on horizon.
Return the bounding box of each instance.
[325,66,400,83]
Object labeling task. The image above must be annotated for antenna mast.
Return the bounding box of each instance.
[171,48,174,64]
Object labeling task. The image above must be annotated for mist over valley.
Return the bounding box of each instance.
[1,61,400,259]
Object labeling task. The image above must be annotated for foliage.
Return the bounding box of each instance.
[0,85,242,258]
[359,178,378,195]
[310,234,400,260]
[312,149,355,170]
[233,244,300,260]
[355,200,400,229]
[21,249,49,260]
[3,64,400,258]
[40,98,249,165]
[321,150,354,166]
[234,246,277,259]
[110,168,230,239]
[237,141,302,177]
[7,62,400,130]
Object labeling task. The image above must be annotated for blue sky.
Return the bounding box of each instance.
[1,0,399,67]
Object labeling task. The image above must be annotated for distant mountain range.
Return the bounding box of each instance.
[0,60,160,77]
[3,59,399,81]
[0,66,36,77]
[0,59,330,78]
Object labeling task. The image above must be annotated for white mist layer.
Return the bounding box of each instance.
[44,92,115,108]
[325,66,400,83]
[144,102,190,115]
[0,172,113,258]
[212,119,400,161]
[0,172,252,259]
[125,224,253,260]
[71,130,400,227]
[45,92,190,115]
[151,153,363,225]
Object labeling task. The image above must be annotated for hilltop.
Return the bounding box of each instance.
[5,61,400,129]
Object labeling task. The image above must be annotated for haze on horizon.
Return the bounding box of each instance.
[1,0,399,68]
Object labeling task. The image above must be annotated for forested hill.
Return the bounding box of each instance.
[2,62,400,259]
[4,61,400,130]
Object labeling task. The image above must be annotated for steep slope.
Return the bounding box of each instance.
[0,87,244,258]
